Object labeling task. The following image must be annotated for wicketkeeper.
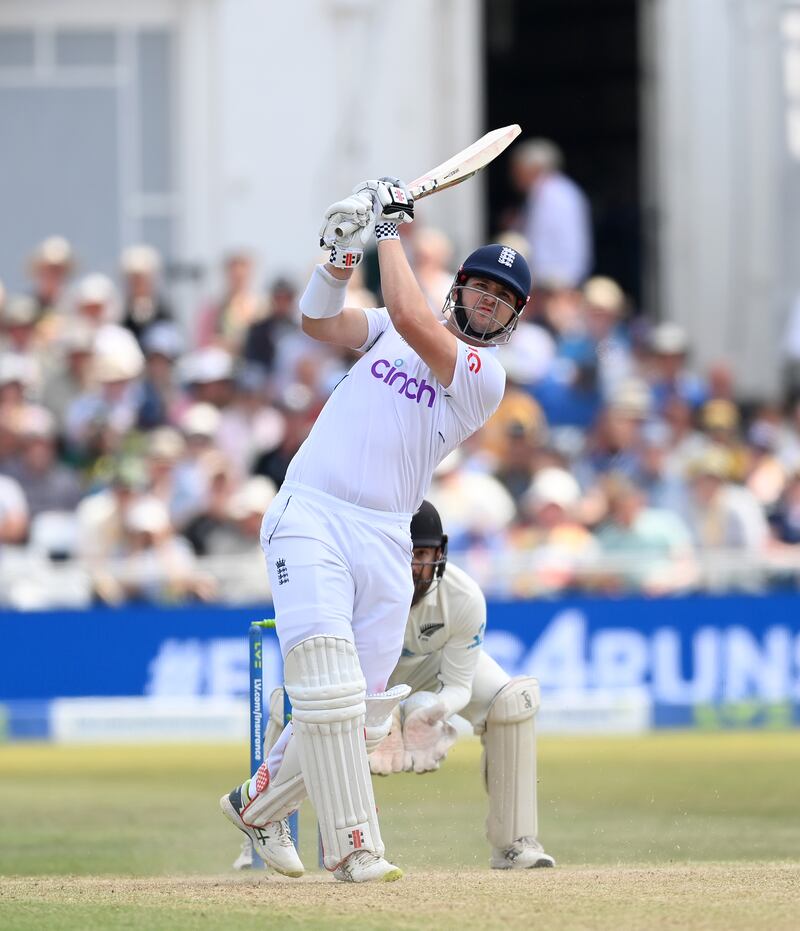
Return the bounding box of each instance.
[371,499,554,869]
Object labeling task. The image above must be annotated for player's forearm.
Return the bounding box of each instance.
[433,683,472,719]
[376,240,433,334]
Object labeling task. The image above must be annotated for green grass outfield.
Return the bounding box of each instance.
[1,732,799,930]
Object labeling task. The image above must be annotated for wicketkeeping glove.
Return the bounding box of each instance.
[402,701,458,774]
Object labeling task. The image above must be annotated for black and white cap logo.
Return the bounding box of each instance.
[498,247,517,268]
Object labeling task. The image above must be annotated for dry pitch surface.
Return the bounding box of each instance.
[3,866,799,931]
[1,733,799,930]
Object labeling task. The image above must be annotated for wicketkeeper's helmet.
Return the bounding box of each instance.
[443,244,531,346]
[410,499,448,605]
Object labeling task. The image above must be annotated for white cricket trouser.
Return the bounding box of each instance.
[260,481,414,779]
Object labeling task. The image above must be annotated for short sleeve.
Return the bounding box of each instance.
[444,343,506,435]
[0,475,28,519]
[356,307,391,353]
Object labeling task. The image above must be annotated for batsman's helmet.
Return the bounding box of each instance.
[410,499,449,605]
[443,244,531,346]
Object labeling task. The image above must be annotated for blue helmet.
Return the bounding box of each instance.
[443,244,531,345]
[457,244,531,308]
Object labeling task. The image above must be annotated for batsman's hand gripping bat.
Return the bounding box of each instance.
[333,124,521,239]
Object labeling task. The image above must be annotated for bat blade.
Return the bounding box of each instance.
[331,124,521,239]
[408,124,521,200]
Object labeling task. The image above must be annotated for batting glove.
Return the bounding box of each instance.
[354,177,414,225]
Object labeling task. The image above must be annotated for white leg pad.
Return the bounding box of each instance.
[285,635,383,870]
[483,676,541,849]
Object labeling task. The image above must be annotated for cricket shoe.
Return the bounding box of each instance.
[332,850,403,883]
[232,838,255,871]
[490,837,556,870]
[220,785,304,877]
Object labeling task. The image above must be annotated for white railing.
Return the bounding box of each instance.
[1,544,800,609]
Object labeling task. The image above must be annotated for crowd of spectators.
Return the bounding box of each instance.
[2,198,800,606]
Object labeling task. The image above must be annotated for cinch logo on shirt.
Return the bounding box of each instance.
[370,359,436,408]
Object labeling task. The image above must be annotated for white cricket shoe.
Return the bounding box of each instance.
[220,786,304,878]
[232,838,255,871]
[490,837,556,870]
[332,850,404,883]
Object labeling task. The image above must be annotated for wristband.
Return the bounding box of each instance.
[375,222,399,242]
[298,264,348,319]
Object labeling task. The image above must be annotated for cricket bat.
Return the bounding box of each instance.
[334,124,521,238]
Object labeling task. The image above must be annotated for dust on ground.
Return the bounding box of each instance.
[2,864,799,931]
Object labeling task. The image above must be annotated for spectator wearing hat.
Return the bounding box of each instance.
[196,250,265,354]
[73,274,120,329]
[0,352,37,411]
[182,452,237,555]
[215,366,285,480]
[114,494,215,604]
[634,420,692,519]
[0,296,47,398]
[0,472,29,544]
[526,284,606,429]
[40,323,96,429]
[573,377,653,488]
[510,139,593,293]
[75,458,147,564]
[243,277,298,372]
[63,324,146,466]
[138,322,184,429]
[178,346,236,413]
[660,396,708,476]
[143,426,197,530]
[581,276,635,400]
[119,245,173,346]
[1,405,82,518]
[192,474,277,558]
[594,472,696,595]
[506,467,598,597]
[645,322,708,414]
[698,399,749,482]
[686,446,770,552]
[244,276,346,404]
[427,449,517,557]
[252,383,317,489]
[27,236,75,323]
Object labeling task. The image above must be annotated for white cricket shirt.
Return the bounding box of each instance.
[387,562,487,718]
[285,309,506,513]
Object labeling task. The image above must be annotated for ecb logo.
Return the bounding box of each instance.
[498,247,517,267]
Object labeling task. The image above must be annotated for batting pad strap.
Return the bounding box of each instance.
[484,676,541,849]
[299,264,348,319]
[285,636,384,870]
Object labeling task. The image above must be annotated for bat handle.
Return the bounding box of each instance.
[334,219,359,239]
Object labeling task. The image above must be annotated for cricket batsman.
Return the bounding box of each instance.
[221,174,533,883]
